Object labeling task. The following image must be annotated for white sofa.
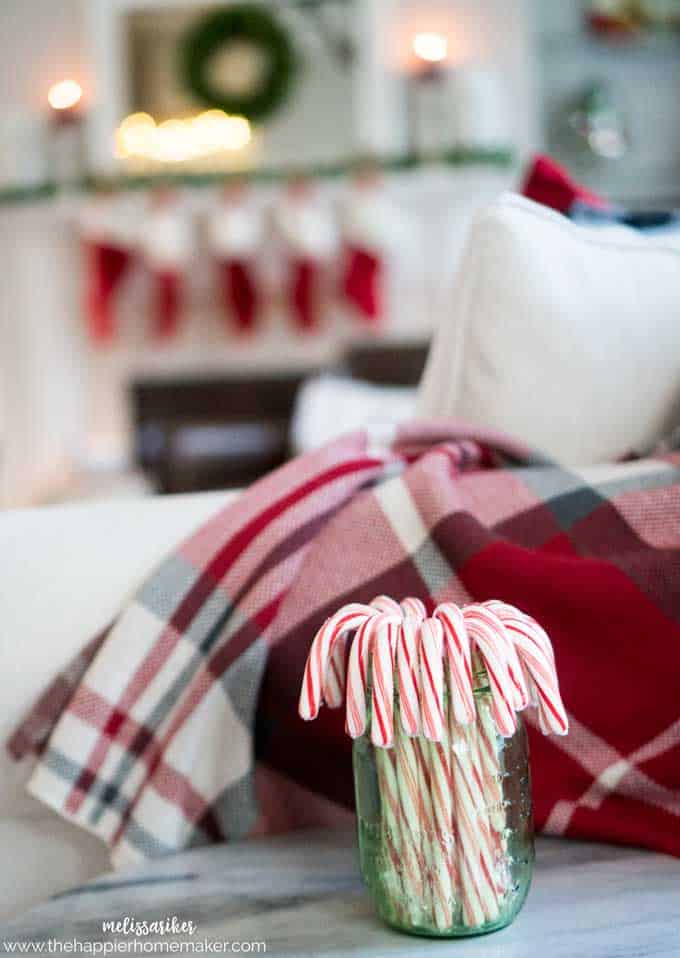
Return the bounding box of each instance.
[0,492,234,920]
[3,194,680,922]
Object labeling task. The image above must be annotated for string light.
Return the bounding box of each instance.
[114,110,252,165]
[47,79,83,111]
[412,32,448,64]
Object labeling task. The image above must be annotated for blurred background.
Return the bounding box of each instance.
[1,0,679,507]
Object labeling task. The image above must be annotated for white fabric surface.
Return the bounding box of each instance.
[0,491,233,920]
[291,375,417,454]
[419,193,680,465]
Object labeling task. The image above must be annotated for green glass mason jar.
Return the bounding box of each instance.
[353,683,534,937]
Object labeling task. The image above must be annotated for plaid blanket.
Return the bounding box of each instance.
[9,422,680,865]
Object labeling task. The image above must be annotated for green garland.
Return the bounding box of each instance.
[0,148,516,206]
[180,4,298,123]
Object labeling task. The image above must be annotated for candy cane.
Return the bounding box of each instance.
[513,635,567,736]
[397,616,421,736]
[346,617,373,738]
[427,725,455,930]
[435,602,475,726]
[346,612,398,738]
[475,698,506,834]
[298,603,376,720]
[371,618,398,748]
[393,723,426,912]
[475,606,529,712]
[463,605,518,737]
[484,600,555,664]
[400,733,433,926]
[450,718,500,925]
[371,594,403,616]
[484,602,568,736]
[375,746,407,919]
[419,618,445,742]
[323,637,347,709]
[401,597,427,621]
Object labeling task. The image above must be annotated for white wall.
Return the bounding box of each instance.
[0,0,532,503]
[0,0,87,113]
[391,0,537,156]
[0,0,537,171]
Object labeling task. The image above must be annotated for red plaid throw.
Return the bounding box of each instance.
[9,422,680,865]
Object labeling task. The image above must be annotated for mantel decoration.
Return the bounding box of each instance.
[299,596,568,938]
[180,4,298,123]
[587,0,680,39]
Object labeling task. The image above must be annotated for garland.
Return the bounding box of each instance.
[180,4,298,123]
[0,148,516,206]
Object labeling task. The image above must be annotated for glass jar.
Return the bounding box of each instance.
[353,683,534,938]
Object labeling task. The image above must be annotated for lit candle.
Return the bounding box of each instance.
[412,32,448,65]
[47,79,86,186]
[47,79,83,126]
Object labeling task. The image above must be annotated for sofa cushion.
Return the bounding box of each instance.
[0,492,233,919]
[418,193,680,464]
[0,817,109,920]
[291,375,416,454]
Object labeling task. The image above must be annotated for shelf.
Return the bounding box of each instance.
[0,145,515,207]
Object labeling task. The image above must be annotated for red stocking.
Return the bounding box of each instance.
[85,242,131,344]
[342,245,382,324]
[219,259,258,333]
[153,270,182,341]
[289,258,319,332]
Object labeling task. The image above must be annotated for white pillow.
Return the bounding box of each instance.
[418,193,680,465]
[291,375,417,454]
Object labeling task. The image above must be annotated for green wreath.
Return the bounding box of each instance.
[180,5,298,123]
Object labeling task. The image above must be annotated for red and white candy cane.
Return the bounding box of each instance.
[371,617,399,748]
[484,601,537,705]
[397,616,421,736]
[299,603,376,721]
[371,594,403,616]
[374,747,408,917]
[323,636,347,709]
[472,605,528,712]
[484,600,556,665]
[393,723,426,906]
[435,602,475,726]
[346,612,397,738]
[450,719,500,925]
[400,597,427,621]
[463,605,518,737]
[483,602,567,735]
[427,723,455,930]
[419,617,445,742]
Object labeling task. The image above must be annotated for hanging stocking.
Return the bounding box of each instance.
[208,185,262,334]
[275,178,337,334]
[340,171,409,328]
[80,194,133,345]
[219,260,257,333]
[154,270,182,340]
[85,242,131,343]
[289,257,319,332]
[140,189,192,343]
[341,246,381,323]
